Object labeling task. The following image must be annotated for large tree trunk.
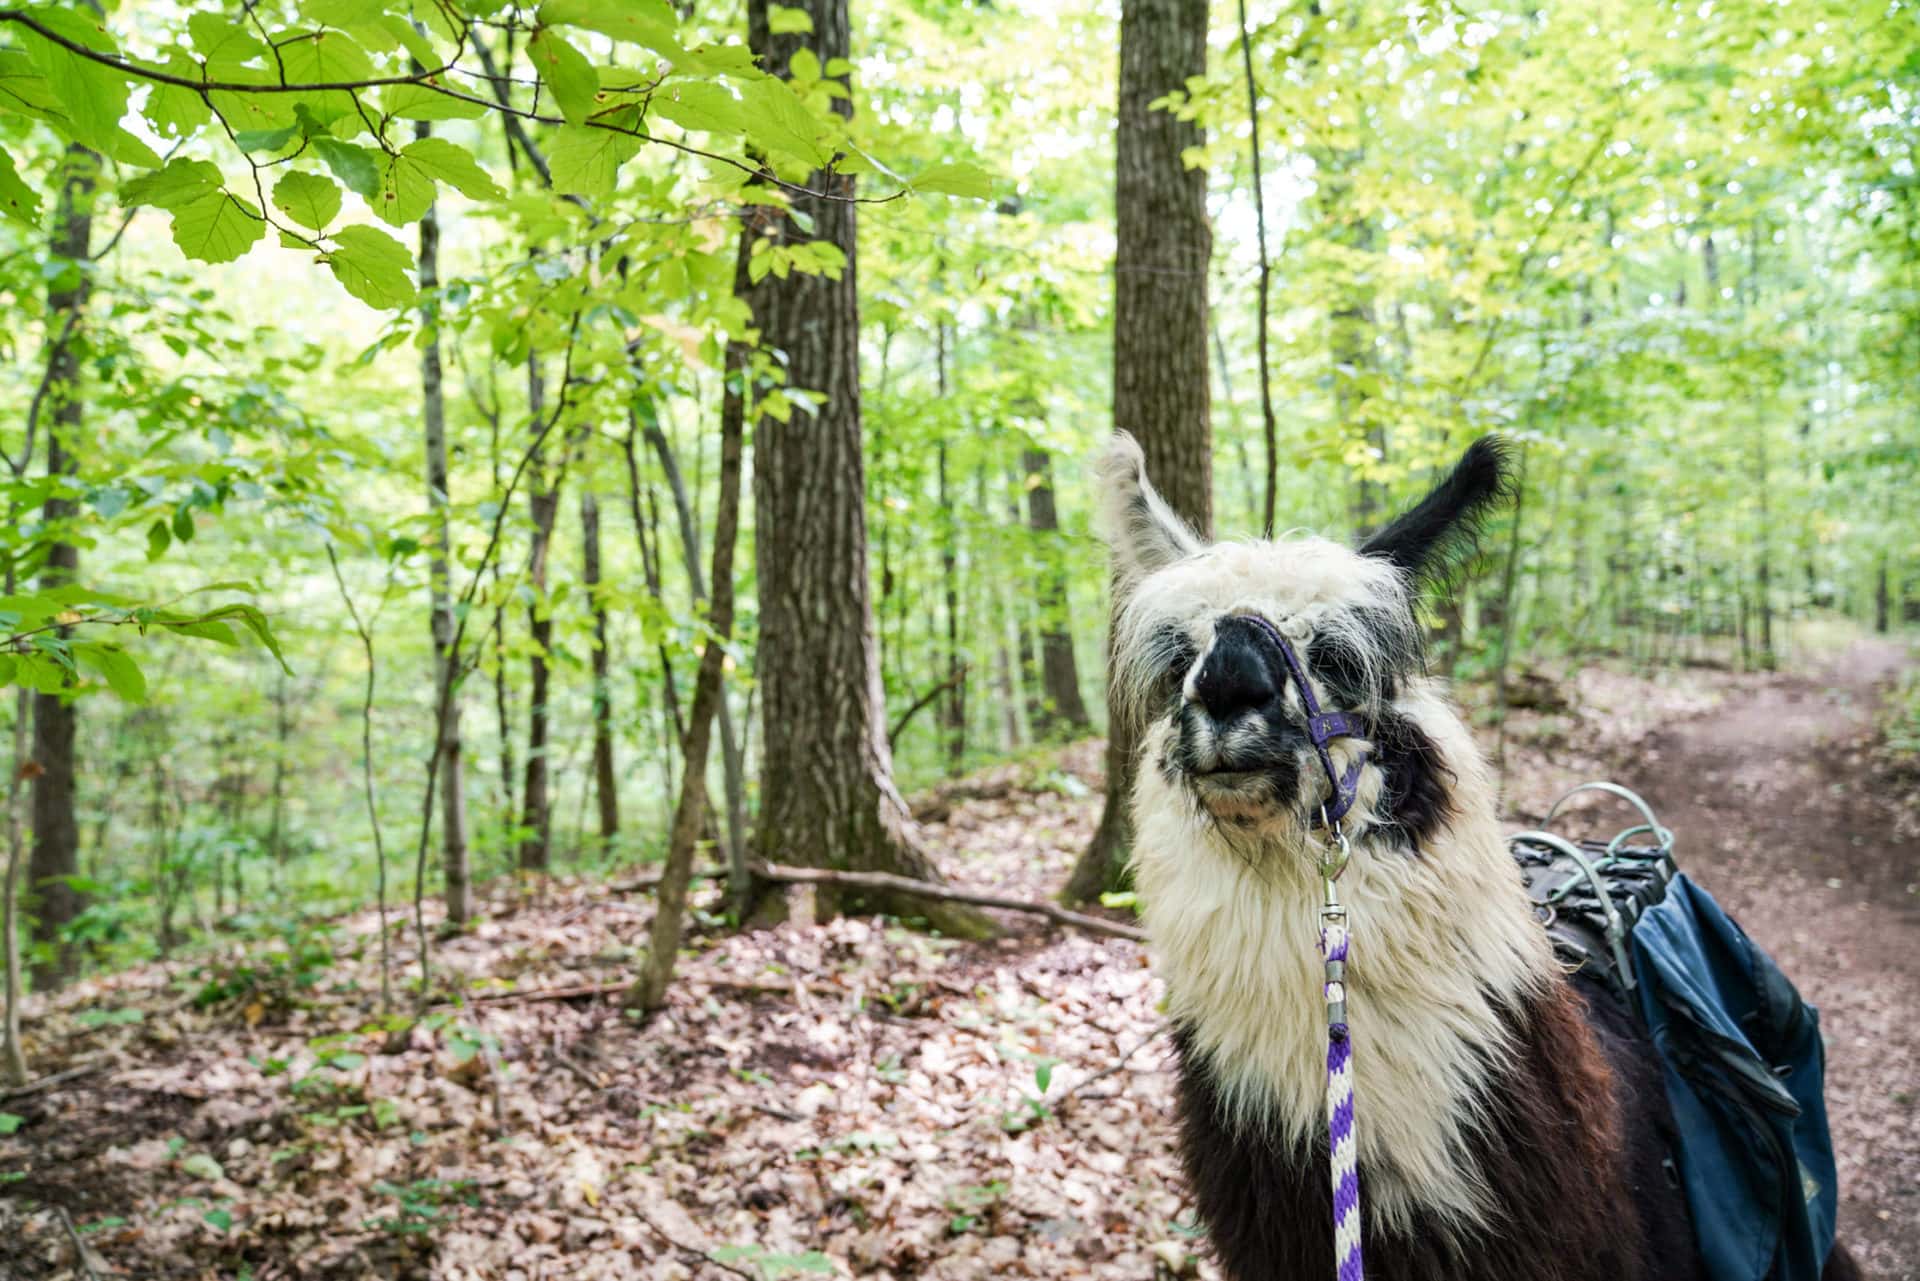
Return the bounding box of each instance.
[518,355,556,872]
[28,145,96,988]
[582,490,619,847]
[1023,448,1092,737]
[744,0,990,937]
[1065,0,1213,904]
[419,140,473,923]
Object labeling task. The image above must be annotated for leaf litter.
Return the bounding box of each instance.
[3,655,1916,1279]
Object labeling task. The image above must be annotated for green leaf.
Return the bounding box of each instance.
[141,54,213,138]
[740,79,828,168]
[547,125,640,199]
[169,190,267,264]
[277,28,376,84]
[373,148,437,225]
[234,125,298,154]
[75,644,147,704]
[203,1207,233,1233]
[121,158,223,211]
[528,27,600,128]
[310,137,382,200]
[188,13,267,72]
[0,1113,22,1135]
[768,4,814,34]
[911,161,995,199]
[381,83,487,121]
[158,616,237,646]
[650,82,744,135]
[145,520,171,562]
[0,146,40,226]
[539,0,688,56]
[401,136,503,202]
[273,171,342,231]
[179,1152,225,1182]
[302,0,391,28]
[17,7,158,166]
[327,223,416,308]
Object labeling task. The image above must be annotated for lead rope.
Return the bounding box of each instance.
[1319,821,1364,1281]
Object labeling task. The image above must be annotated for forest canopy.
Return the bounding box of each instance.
[0,0,1912,1092]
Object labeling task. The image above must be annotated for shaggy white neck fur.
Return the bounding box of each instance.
[1131,679,1555,1234]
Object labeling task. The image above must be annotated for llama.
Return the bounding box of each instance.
[1099,435,1858,1281]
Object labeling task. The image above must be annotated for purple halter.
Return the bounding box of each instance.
[1239,613,1369,829]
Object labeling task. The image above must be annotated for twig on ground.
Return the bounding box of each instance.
[55,1206,103,1281]
[455,975,847,1008]
[1056,1021,1169,1112]
[554,1050,602,1092]
[636,1207,760,1280]
[752,861,1148,942]
[608,865,727,894]
[0,1059,103,1099]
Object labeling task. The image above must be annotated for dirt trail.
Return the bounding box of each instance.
[1590,639,1918,1278]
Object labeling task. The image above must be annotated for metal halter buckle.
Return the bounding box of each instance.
[1316,814,1352,884]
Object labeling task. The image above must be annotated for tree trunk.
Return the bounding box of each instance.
[629,251,750,1011]
[744,0,990,937]
[1065,0,1212,904]
[28,145,95,989]
[518,355,556,872]
[2,685,27,1083]
[638,414,746,899]
[936,441,967,770]
[419,146,473,923]
[1023,448,1091,737]
[582,490,619,848]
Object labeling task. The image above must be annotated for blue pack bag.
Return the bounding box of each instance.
[1511,784,1840,1281]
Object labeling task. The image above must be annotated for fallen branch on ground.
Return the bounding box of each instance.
[453,975,847,1007]
[0,1059,103,1099]
[752,861,1147,942]
[608,865,726,894]
[56,1206,104,1281]
[1055,1021,1169,1111]
[636,1207,760,1281]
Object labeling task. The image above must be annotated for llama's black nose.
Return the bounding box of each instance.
[1191,617,1278,723]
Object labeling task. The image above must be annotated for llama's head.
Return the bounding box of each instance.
[1100,433,1513,854]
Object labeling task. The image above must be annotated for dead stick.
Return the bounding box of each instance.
[636,1207,759,1281]
[608,864,727,894]
[1056,1021,1168,1111]
[752,861,1147,943]
[0,1060,102,1099]
[56,1206,103,1281]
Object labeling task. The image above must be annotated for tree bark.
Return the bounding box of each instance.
[638,414,747,901]
[1023,448,1092,737]
[518,355,556,872]
[744,0,990,937]
[28,145,95,988]
[582,490,619,848]
[1066,0,1212,904]
[419,139,473,923]
[629,258,749,1012]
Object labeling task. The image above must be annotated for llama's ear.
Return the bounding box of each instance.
[1096,432,1205,587]
[1358,435,1515,592]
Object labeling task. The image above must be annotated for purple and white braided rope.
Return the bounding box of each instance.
[1322,911,1364,1281]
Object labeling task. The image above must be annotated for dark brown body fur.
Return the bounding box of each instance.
[1173,973,1863,1281]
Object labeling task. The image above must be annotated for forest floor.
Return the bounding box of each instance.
[2,637,1915,1281]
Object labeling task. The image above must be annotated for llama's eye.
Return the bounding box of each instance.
[1161,631,1198,685]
